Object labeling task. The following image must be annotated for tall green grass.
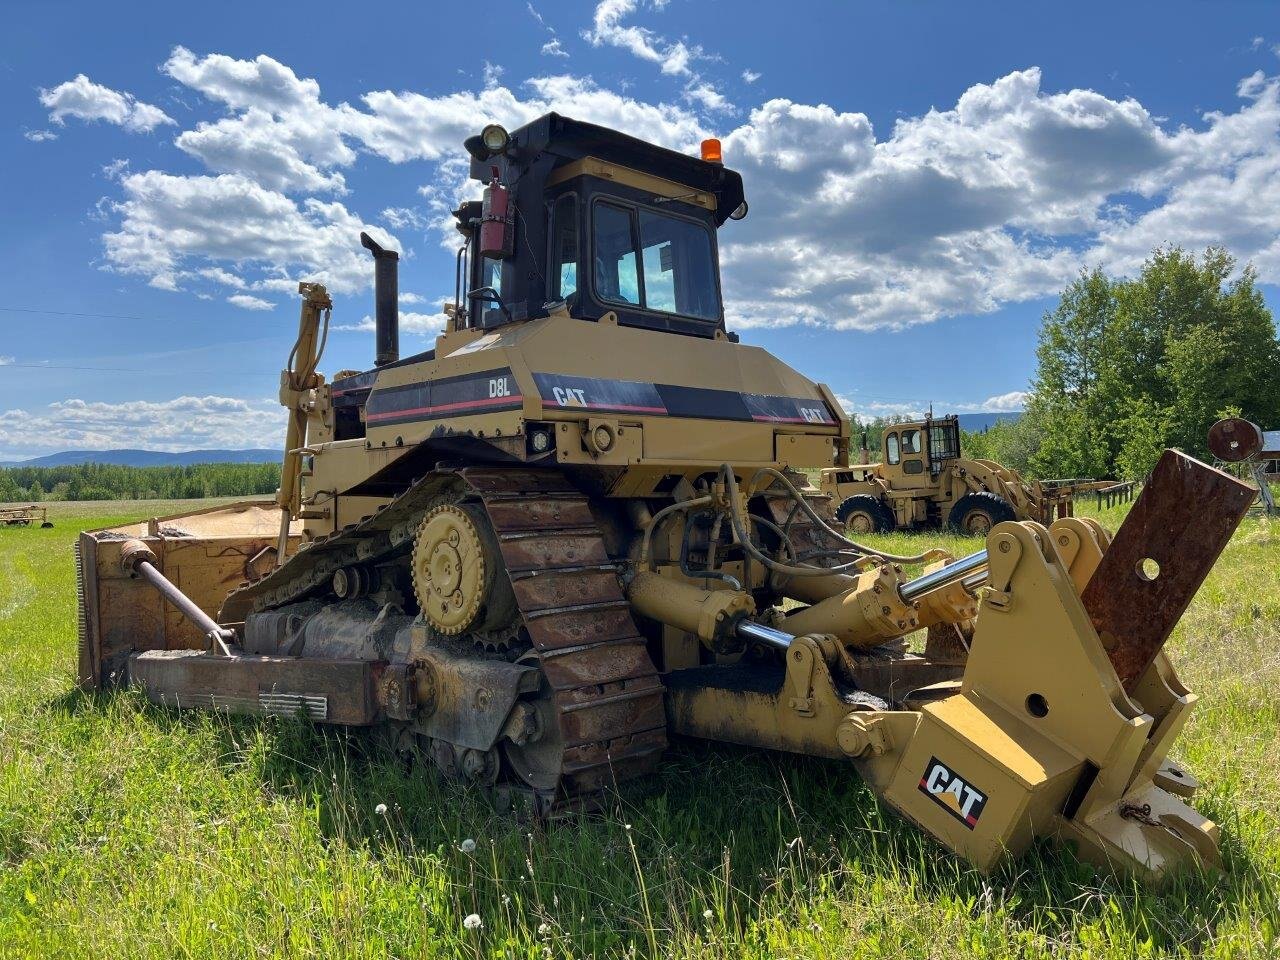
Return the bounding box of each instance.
[0,501,1277,958]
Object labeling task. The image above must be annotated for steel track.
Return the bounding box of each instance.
[221,466,668,807]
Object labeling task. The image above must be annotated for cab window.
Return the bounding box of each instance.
[549,194,578,301]
[901,429,921,455]
[593,201,718,320]
[593,202,640,305]
[478,257,504,324]
[886,432,900,465]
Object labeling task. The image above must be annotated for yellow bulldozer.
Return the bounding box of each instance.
[820,414,1113,535]
[75,115,1252,881]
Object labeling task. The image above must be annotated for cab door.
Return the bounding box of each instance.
[893,427,932,490]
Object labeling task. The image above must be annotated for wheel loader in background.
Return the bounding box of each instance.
[819,414,1114,535]
[75,114,1254,882]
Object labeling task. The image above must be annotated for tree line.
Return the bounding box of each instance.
[857,247,1280,482]
[0,462,281,503]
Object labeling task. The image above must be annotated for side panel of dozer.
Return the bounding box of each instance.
[76,501,301,690]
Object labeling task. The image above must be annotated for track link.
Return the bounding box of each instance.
[220,467,667,807]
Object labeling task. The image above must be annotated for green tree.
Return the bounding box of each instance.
[1026,267,1117,477]
[1028,247,1280,477]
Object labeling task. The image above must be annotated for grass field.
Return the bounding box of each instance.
[1,498,1278,958]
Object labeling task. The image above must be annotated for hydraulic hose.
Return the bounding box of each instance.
[741,465,935,565]
[719,466,880,578]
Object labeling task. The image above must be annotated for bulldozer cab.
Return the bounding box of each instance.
[451,114,746,339]
[877,415,962,488]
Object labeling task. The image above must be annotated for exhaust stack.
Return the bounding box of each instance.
[360,232,399,367]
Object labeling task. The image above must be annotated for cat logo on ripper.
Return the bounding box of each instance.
[918,757,987,829]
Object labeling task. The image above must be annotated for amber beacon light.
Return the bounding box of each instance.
[700,138,723,163]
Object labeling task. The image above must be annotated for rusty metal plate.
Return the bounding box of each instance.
[485,497,595,533]
[498,534,609,572]
[1081,450,1254,691]
[539,638,655,690]
[1208,417,1264,463]
[523,604,637,649]
[130,650,378,725]
[556,681,667,747]
[510,568,624,612]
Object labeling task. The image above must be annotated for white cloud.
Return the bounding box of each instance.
[964,391,1028,413]
[741,69,761,84]
[198,266,246,288]
[541,38,570,58]
[381,206,426,230]
[684,81,731,114]
[174,110,348,193]
[227,293,274,311]
[24,129,57,142]
[45,44,1280,335]
[713,66,1280,330]
[38,74,174,132]
[0,356,13,366]
[582,0,700,77]
[101,170,398,295]
[163,47,318,113]
[335,309,446,335]
[101,158,129,180]
[0,395,284,456]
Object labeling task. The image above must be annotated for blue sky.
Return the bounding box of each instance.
[2,0,1279,459]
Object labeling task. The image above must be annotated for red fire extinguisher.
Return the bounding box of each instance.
[479,167,514,260]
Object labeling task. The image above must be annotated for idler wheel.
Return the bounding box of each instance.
[412,502,515,636]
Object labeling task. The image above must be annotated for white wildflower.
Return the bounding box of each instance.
[375,803,388,816]
[459,838,477,853]
[624,823,632,831]
[703,909,714,920]
[463,913,483,931]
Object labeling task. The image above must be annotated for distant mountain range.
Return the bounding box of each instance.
[1,449,280,468]
[1,413,1021,467]
[955,412,1021,432]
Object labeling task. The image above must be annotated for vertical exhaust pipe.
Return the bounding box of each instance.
[360,232,399,367]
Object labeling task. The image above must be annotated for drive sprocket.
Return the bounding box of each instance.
[411,501,517,638]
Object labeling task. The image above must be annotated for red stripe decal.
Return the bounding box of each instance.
[367,394,524,422]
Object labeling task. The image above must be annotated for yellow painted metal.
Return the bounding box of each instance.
[627,571,754,649]
[667,517,1220,880]
[781,563,918,648]
[412,503,495,635]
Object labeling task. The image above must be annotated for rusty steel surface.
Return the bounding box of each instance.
[1081,450,1255,692]
[1208,417,1266,463]
[219,464,667,808]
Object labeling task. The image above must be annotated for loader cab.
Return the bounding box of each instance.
[881,415,962,488]
[452,113,746,339]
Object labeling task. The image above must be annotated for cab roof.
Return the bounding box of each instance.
[470,112,746,227]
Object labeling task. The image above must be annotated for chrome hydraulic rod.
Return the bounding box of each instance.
[120,539,238,656]
[898,549,989,603]
[735,619,794,650]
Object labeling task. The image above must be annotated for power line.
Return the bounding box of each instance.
[1,362,274,377]
[0,305,173,323]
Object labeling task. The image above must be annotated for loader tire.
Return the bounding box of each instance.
[948,492,1016,536]
[835,494,895,534]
